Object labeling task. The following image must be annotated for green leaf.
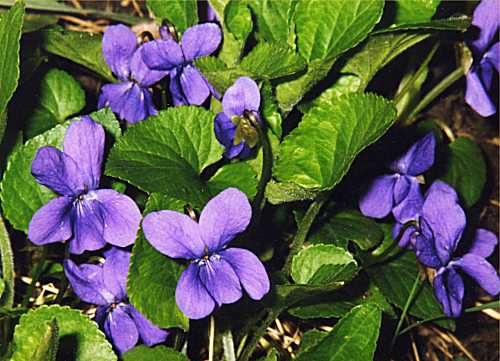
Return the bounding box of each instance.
[123,345,189,361]
[32,318,58,361]
[367,251,455,330]
[309,210,384,251]
[0,108,120,233]
[261,81,282,138]
[248,0,296,46]
[11,305,116,361]
[208,161,258,200]
[40,28,114,81]
[392,0,441,25]
[265,180,317,205]
[291,244,358,285]
[25,68,85,138]
[298,330,327,354]
[295,0,384,63]
[373,15,470,34]
[295,303,382,361]
[225,0,252,41]
[105,106,223,203]
[439,137,486,208]
[274,93,396,190]
[146,0,198,34]
[0,214,14,308]
[0,1,25,141]
[127,193,189,330]
[194,56,244,94]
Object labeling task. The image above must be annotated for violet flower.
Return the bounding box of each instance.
[403,181,500,317]
[98,24,168,124]
[359,132,436,223]
[142,188,270,320]
[28,117,141,254]
[64,247,168,354]
[141,23,221,106]
[214,77,261,159]
[465,0,499,117]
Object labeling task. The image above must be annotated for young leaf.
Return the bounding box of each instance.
[147,0,198,34]
[367,251,455,330]
[0,1,25,141]
[127,193,190,330]
[123,345,189,361]
[392,0,441,25]
[274,93,396,190]
[0,108,120,233]
[105,106,223,203]
[11,305,116,361]
[291,244,358,285]
[261,81,282,138]
[295,303,382,361]
[439,137,486,208]
[25,68,85,138]
[40,28,114,81]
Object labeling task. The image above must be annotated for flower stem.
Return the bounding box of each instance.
[21,246,49,307]
[390,270,423,348]
[0,215,14,308]
[251,120,273,219]
[209,315,215,361]
[404,67,465,126]
[283,192,329,274]
[238,309,280,361]
[222,329,236,361]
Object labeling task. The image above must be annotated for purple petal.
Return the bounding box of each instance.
[131,46,168,87]
[63,116,105,191]
[214,112,244,159]
[222,77,260,117]
[100,82,157,124]
[422,181,466,265]
[175,263,216,319]
[169,68,188,106]
[359,175,397,219]
[198,255,242,306]
[28,196,72,246]
[94,189,141,248]
[469,228,498,257]
[63,259,115,305]
[69,195,107,255]
[199,188,252,252]
[454,254,500,296]
[141,39,184,71]
[484,42,499,72]
[102,24,137,80]
[392,177,424,223]
[128,305,169,346]
[390,132,436,175]
[393,223,418,249]
[31,146,82,196]
[433,268,464,318]
[220,248,270,300]
[104,304,139,355]
[102,247,131,301]
[181,23,222,62]
[415,220,443,269]
[179,64,211,105]
[465,64,497,117]
[142,210,205,259]
[469,0,499,55]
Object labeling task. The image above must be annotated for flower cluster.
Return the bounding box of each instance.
[360,134,500,317]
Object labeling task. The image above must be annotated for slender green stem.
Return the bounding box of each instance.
[0,0,142,24]
[283,192,329,274]
[398,300,500,336]
[251,121,273,219]
[222,329,236,361]
[238,309,280,361]
[235,334,248,359]
[404,67,465,126]
[390,270,423,348]
[21,246,48,307]
[0,215,14,308]
[209,315,215,361]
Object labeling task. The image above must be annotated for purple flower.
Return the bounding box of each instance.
[465,0,499,117]
[359,132,436,223]
[98,24,168,124]
[64,247,169,354]
[141,23,221,106]
[402,181,500,317]
[214,77,261,159]
[142,188,270,320]
[28,117,141,254]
